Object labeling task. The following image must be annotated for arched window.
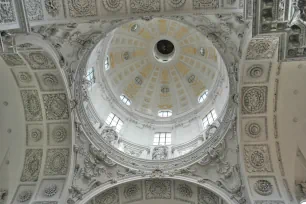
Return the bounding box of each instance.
[105,112,123,132]
[202,109,217,130]
[198,90,208,103]
[86,67,95,84]
[105,55,110,70]
[120,95,131,106]
[188,74,195,83]
[161,86,169,93]
[158,110,172,118]
[153,132,171,145]
[135,76,143,85]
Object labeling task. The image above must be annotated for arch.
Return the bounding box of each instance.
[74,176,239,204]
[237,32,303,203]
[0,34,74,204]
[71,16,239,171]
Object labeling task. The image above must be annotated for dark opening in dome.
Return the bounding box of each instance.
[156,40,174,55]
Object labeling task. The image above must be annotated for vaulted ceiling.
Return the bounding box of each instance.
[101,18,221,118]
[1,1,306,204]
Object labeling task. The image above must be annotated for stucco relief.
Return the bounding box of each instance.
[102,0,124,12]
[22,52,56,70]
[68,0,97,17]
[44,0,61,17]
[121,182,143,204]
[42,93,69,120]
[246,38,278,60]
[130,0,160,13]
[1,54,25,66]
[25,0,44,21]
[33,202,58,204]
[254,180,273,196]
[36,72,64,91]
[0,0,16,24]
[11,69,35,88]
[168,0,186,8]
[244,144,273,173]
[17,190,33,202]
[145,180,171,199]
[242,117,267,141]
[193,0,219,9]
[152,146,168,160]
[241,86,267,114]
[174,181,194,204]
[198,187,219,204]
[20,149,43,182]
[95,187,119,204]
[254,201,285,204]
[44,148,69,176]
[248,176,280,198]
[243,62,271,84]
[21,90,43,121]
[26,124,44,146]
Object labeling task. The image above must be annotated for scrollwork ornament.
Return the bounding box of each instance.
[254,180,273,196]
[102,0,123,12]
[168,0,186,8]
[45,0,60,17]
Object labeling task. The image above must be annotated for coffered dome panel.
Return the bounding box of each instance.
[100,18,223,120]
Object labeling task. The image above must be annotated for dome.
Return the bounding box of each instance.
[84,17,229,161]
[97,18,224,121]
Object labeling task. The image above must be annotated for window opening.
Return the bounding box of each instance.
[105,112,123,132]
[86,67,95,85]
[153,132,171,145]
[120,95,131,106]
[198,90,208,103]
[135,76,143,85]
[105,55,110,70]
[158,110,172,118]
[202,109,217,130]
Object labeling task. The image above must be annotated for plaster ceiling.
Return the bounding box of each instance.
[101,18,223,119]
[85,179,225,204]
